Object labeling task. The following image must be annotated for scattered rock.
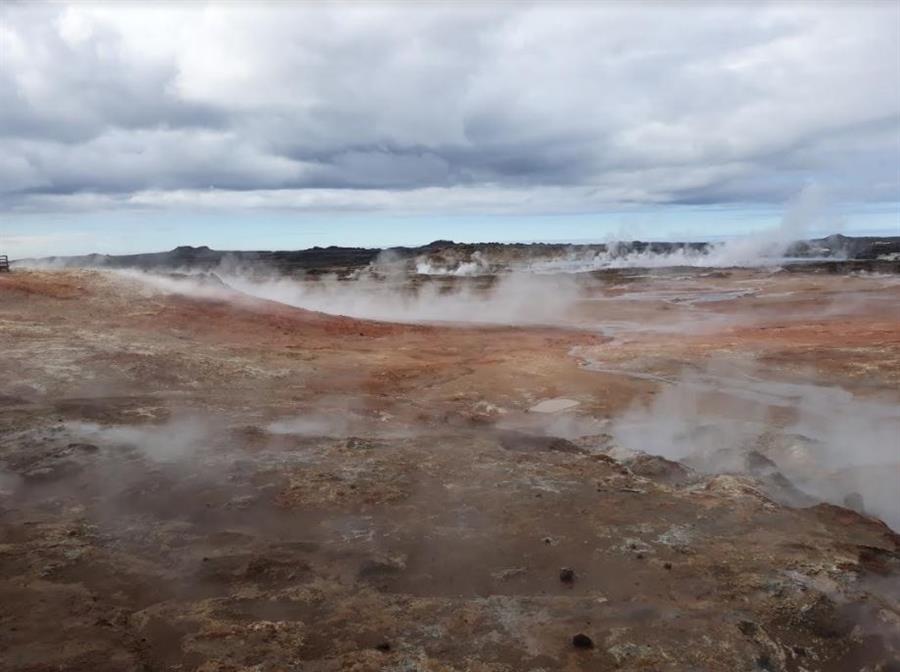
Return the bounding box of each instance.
[572,633,594,649]
[375,642,391,652]
[627,454,693,485]
[497,430,586,455]
[346,437,373,450]
[559,567,575,583]
[738,620,759,637]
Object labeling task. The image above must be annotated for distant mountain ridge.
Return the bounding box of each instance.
[13,234,900,275]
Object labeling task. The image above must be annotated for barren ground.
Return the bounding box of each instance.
[1,268,899,672]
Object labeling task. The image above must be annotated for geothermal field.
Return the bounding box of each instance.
[1,239,899,672]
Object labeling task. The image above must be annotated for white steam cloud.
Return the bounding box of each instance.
[204,270,585,327]
[68,416,215,463]
[611,360,900,529]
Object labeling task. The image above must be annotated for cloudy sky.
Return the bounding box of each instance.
[2,1,899,257]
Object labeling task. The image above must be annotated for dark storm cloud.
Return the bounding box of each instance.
[1,2,898,213]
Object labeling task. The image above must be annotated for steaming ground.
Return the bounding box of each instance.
[1,267,899,671]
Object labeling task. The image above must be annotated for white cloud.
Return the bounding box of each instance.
[0,1,897,215]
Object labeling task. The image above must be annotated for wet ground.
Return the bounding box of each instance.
[1,268,899,671]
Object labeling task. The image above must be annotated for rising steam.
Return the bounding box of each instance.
[610,359,900,529]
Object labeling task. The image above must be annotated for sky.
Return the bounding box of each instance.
[1,1,899,258]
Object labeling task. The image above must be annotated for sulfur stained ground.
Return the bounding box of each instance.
[1,268,898,672]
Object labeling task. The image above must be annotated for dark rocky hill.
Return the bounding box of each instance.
[14,235,900,275]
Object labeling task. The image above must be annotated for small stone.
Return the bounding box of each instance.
[636,553,644,560]
[572,633,594,649]
[375,642,391,652]
[738,620,758,637]
[663,562,672,570]
[559,567,575,583]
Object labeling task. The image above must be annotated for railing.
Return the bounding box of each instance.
[0,255,9,272]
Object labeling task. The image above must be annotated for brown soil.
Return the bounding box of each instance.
[1,269,898,671]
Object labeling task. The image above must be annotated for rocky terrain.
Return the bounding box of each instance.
[1,264,899,671]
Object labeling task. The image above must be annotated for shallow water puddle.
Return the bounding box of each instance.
[528,398,580,413]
